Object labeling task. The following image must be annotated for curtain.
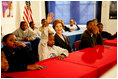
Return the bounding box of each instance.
[46,1,98,25]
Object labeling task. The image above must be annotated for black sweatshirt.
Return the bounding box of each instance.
[101,31,114,40]
[2,46,37,72]
[79,30,103,50]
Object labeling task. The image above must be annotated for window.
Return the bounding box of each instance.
[46,1,98,25]
[55,1,70,23]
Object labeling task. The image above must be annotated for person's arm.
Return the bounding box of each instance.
[55,46,69,58]
[38,27,49,61]
[38,12,54,61]
[8,63,28,72]
[106,32,114,39]
[66,25,74,31]
[36,29,41,36]
[39,27,48,45]
[13,30,23,41]
[96,34,103,45]
[93,26,103,45]
[39,27,43,32]
[70,27,75,30]
[80,34,97,49]
[27,29,38,41]
[74,22,80,30]
[64,26,71,32]
[113,32,117,38]
[48,27,54,34]
[15,42,26,48]
[1,51,9,72]
[66,36,73,52]
[8,62,42,72]
[76,25,80,30]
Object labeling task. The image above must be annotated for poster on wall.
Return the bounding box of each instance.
[2,1,13,18]
[109,1,117,19]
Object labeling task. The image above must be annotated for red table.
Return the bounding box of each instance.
[1,58,98,78]
[56,45,117,77]
[104,38,117,46]
[1,45,117,78]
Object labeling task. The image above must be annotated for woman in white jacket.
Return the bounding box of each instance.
[38,13,69,61]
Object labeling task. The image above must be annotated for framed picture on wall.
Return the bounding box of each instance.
[2,1,13,18]
[109,1,117,19]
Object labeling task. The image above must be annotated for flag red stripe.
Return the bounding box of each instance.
[23,4,33,28]
[28,11,32,21]
[24,11,29,23]
[29,7,32,13]
[23,16,29,28]
[24,6,29,16]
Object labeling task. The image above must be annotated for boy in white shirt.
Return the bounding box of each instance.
[38,13,69,61]
[67,19,80,31]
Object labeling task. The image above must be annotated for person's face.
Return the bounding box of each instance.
[30,22,35,29]
[55,23,63,34]
[87,22,94,32]
[1,52,9,71]
[94,20,98,26]
[48,35,55,47]
[20,23,27,31]
[70,20,74,26]
[3,35,17,48]
[98,24,103,32]
[42,20,47,26]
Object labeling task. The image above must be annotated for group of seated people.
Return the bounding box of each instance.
[1,13,117,72]
[79,19,117,50]
[28,17,80,37]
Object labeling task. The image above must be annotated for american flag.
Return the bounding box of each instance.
[23,1,33,28]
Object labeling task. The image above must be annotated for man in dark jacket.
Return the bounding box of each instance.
[79,20,103,50]
[97,23,115,40]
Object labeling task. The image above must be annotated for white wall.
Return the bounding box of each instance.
[1,1,17,35]
[101,1,117,34]
[1,1,45,35]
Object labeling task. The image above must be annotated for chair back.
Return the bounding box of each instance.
[74,41,80,51]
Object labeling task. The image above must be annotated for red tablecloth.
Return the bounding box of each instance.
[1,45,117,78]
[104,38,117,46]
[1,58,98,78]
[56,45,117,77]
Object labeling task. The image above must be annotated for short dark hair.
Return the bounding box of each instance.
[41,19,46,23]
[20,21,26,27]
[97,23,103,26]
[29,21,34,26]
[86,20,93,26]
[48,32,54,37]
[2,33,14,42]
